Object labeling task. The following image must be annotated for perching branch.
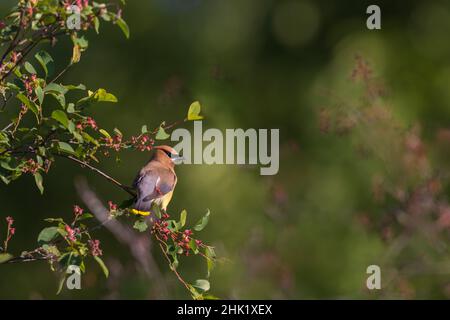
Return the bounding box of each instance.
[59,154,136,197]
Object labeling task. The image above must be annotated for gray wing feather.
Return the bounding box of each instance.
[133,169,175,211]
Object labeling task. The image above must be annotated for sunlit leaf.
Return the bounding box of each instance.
[44,83,67,95]
[94,88,117,102]
[77,213,94,221]
[187,101,203,120]
[193,279,210,292]
[64,84,86,91]
[35,86,44,104]
[194,209,210,231]
[37,226,59,244]
[133,220,148,232]
[205,246,216,277]
[179,209,187,228]
[57,141,76,155]
[0,253,13,264]
[155,126,170,140]
[24,61,37,74]
[99,129,111,138]
[116,18,130,39]
[189,238,199,254]
[51,110,69,128]
[94,17,100,33]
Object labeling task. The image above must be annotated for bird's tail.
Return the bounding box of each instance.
[133,196,151,212]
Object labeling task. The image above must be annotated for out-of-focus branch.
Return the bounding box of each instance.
[75,177,168,299]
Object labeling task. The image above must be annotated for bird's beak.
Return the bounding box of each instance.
[171,155,185,165]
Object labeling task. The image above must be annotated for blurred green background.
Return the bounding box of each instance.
[1,0,450,299]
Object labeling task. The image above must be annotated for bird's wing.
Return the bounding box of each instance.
[133,167,176,211]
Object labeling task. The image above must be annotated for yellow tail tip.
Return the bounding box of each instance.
[130,208,151,216]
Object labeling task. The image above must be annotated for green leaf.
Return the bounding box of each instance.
[113,128,123,137]
[203,294,220,300]
[51,110,69,128]
[77,213,94,221]
[44,83,67,95]
[82,132,100,146]
[68,120,76,133]
[71,36,88,64]
[93,16,100,33]
[35,86,44,105]
[1,160,16,171]
[193,279,210,292]
[66,103,75,113]
[155,126,170,140]
[179,209,187,228]
[35,51,54,77]
[116,18,130,39]
[99,129,111,139]
[194,209,210,231]
[189,238,199,254]
[56,273,67,295]
[0,174,10,185]
[205,246,216,277]
[187,101,204,120]
[24,61,37,74]
[64,84,86,91]
[37,226,59,244]
[73,35,89,49]
[94,256,109,278]
[49,93,66,107]
[151,202,162,219]
[0,253,14,264]
[133,220,148,232]
[13,67,22,78]
[57,142,75,155]
[16,93,39,118]
[94,89,117,102]
[168,248,179,270]
[187,285,202,299]
[141,125,148,134]
[73,131,84,143]
[34,172,44,194]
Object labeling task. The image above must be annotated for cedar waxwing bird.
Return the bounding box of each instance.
[131,145,184,215]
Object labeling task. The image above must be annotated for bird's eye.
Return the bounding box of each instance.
[163,150,172,157]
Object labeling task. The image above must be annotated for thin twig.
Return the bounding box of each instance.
[58,154,136,197]
[155,234,191,292]
[151,119,186,135]
[0,10,24,66]
[49,63,73,84]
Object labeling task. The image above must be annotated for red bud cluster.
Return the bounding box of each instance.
[131,134,154,152]
[88,239,103,257]
[21,158,41,174]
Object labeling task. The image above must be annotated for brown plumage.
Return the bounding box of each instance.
[132,145,182,213]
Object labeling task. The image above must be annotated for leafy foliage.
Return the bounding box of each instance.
[0,0,214,299]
